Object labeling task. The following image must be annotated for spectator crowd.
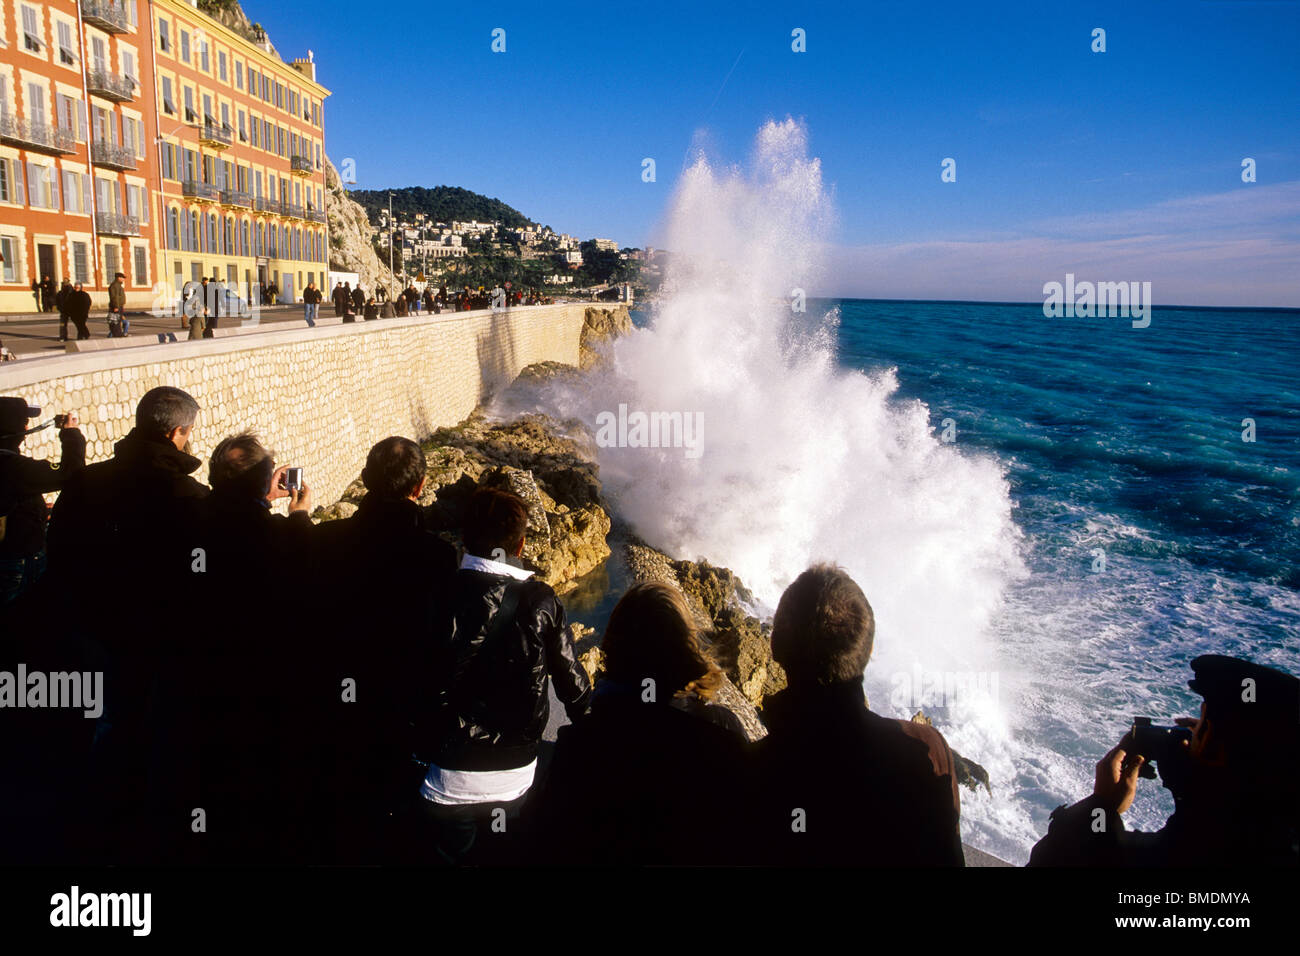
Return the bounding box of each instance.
[1,387,1295,868]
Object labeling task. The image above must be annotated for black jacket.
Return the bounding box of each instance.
[529,682,753,864]
[415,565,591,772]
[755,680,965,866]
[0,429,86,559]
[46,429,208,631]
[66,291,92,325]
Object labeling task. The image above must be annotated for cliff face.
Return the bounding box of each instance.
[195,0,271,49]
[324,157,397,294]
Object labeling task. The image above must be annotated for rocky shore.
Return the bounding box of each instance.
[314,303,990,787]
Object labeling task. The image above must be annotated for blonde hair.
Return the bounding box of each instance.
[603,581,724,701]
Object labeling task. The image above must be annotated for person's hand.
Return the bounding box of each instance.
[1093,731,1145,815]
[288,483,313,515]
[267,465,290,502]
[60,412,79,429]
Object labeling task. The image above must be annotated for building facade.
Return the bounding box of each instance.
[0,0,329,312]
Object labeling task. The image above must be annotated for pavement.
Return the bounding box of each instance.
[0,304,315,358]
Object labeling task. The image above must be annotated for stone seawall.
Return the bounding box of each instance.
[0,304,587,509]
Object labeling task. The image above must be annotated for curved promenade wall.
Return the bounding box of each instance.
[0,304,586,508]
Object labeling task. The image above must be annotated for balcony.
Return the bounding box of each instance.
[281,201,305,219]
[85,69,135,102]
[220,189,252,208]
[305,209,327,224]
[182,180,221,203]
[254,196,280,214]
[80,0,130,34]
[290,155,314,176]
[95,211,140,237]
[0,115,77,155]
[91,140,137,171]
[197,123,233,149]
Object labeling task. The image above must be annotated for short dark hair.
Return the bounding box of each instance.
[136,386,198,437]
[209,431,274,495]
[463,487,528,559]
[361,436,425,499]
[771,564,874,685]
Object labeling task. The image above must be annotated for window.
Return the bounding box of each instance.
[184,86,195,123]
[234,60,243,90]
[202,94,213,125]
[199,38,209,73]
[104,243,120,280]
[238,110,246,142]
[158,17,170,53]
[91,37,107,75]
[167,208,178,249]
[221,103,229,131]
[57,22,75,66]
[1,237,18,282]
[26,161,57,209]
[180,30,190,63]
[161,142,176,179]
[134,246,147,286]
[72,241,89,283]
[247,65,255,92]
[0,160,11,203]
[162,77,175,114]
[26,82,45,126]
[21,5,41,53]
[218,52,227,82]
[62,170,78,212]
[123,52,137,87]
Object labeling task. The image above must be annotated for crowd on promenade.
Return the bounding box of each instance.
[1,387,1296,867]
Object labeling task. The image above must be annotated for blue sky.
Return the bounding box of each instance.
[253,0,1300,305]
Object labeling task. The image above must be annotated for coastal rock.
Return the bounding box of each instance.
[418,412,611,594]
[579,305,634,369]
[324,157,398,294]
[911,711,993,795]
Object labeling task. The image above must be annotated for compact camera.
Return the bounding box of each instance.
[284,467,305,492]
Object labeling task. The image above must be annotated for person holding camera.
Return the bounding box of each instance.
[1028,654,1300,867]
[0,399,85,607]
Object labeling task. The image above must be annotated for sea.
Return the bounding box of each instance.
[498,120,1300,864]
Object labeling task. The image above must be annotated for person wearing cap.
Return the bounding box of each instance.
[0,399,85,606]
[1028,655,1300,867]
[108,271,128,336]
[55,279,74,342]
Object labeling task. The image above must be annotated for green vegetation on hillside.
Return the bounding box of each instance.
[350,186,534,229]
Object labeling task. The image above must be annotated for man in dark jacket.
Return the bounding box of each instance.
[184,432,314,863]
[55,279,73,341]
[1028,655,1299,867]
[755,564,965,866]
[45,386,209,863]
[351,283,365,314]
[39,274,56,312]
[66,283,92,340]
[309,437,457,861]
[411,487,590,864]
[0,399,85,606]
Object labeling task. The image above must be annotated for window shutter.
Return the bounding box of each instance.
[77,100,87,142]
[82,173,90,217]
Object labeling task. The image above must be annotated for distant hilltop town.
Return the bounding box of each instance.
[352,189,664,301]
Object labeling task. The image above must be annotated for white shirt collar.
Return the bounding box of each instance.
[460,551,535,581]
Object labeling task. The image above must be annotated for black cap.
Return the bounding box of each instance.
[1189,655,1300,725]
[0,397,41,440]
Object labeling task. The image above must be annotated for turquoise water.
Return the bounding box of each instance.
[833,299,1300,858]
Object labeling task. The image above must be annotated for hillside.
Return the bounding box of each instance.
[348,186,534,229]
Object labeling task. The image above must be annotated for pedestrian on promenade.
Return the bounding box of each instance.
[422,286,435,315]
[303,281,321,323]
[39,274,56,312]
[266,280,279,306]
[55,279,73,342]
[108,272,128,337]
[364,297,379,321]
[68,284,92,340]
[352,284,365,315]
[30,277,41,312]
[200,277,215,339]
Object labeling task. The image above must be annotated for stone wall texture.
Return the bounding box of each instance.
[0,304,587,510]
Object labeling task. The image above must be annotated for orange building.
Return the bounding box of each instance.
[1,0,161,311]
[0,0,329,313]
[151,0,329,308]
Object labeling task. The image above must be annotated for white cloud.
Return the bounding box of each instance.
[825,182,1300,306]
